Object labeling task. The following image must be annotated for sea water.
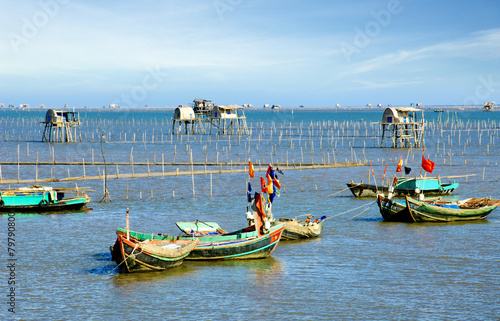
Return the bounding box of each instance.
[0,108,498,320]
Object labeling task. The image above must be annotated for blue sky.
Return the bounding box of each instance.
[1,0,499,108]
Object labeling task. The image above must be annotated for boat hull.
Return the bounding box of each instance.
[276,219,324,240]
[0,198,88,213]
[406,196,499,222]
[111,235,198,273]
[187,231,281,259]
[376,195,413,222]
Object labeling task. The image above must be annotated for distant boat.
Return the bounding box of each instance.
[0,185,90,213]
[483,102,495,112]
[434,109,444,112]
[111,233,199,273]
[347,177,459,198]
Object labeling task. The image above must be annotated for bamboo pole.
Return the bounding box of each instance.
[17,144,20,183]
[126,208,130,240]
[191,149,195,198]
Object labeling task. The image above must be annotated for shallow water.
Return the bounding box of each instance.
[1,108,499,320]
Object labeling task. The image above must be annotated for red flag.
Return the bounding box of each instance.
[254,193,266,236]
[396,156,403,172]
[260,177,266,193]
[421,155,436,173]
[370,161,375,176]
[255,193,266,219]
[249,161,255,179]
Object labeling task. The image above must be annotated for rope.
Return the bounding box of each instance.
[324,201,375,220]
[94,240,139,280]
[347,202,376,220]
[325,183,362,198]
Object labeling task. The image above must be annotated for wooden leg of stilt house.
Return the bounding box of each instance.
[383,126,386,148]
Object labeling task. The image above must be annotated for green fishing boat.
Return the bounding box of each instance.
[405,196,500,222]
[117,221,284,261]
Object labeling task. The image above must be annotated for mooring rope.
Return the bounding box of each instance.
[324,200,375,220]
[325,183,362,198]
[347,202,376,220]
[94,241,139,280]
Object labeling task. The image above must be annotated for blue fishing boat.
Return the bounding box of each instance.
[0,185,90,213]
[347,176,459,198]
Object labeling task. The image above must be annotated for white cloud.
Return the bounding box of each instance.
[338,28,500,79]
[350,78,425,90]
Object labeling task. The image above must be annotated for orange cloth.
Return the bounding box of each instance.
[249,161,255,179]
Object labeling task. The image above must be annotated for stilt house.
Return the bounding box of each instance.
[172,106,203,134]
[41,109,82,143]
[380,107,425,148]
[209,105,249,135]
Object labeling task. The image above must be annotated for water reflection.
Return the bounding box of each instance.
[111,263,198,286]
[90,252,112,262]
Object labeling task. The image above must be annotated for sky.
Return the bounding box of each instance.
[1,0,499,108]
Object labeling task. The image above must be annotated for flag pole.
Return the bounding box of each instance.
[382,163,388,187]
[370,161,378,193]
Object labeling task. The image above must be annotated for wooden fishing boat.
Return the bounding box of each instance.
[272,215,326,240]
[405,196,500,222]
[376,194,413,222]
[347,176,459,198]
[117,221,284,260]
[111,233,199,273]
[0,185,90,213]
[180,222,284,260]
